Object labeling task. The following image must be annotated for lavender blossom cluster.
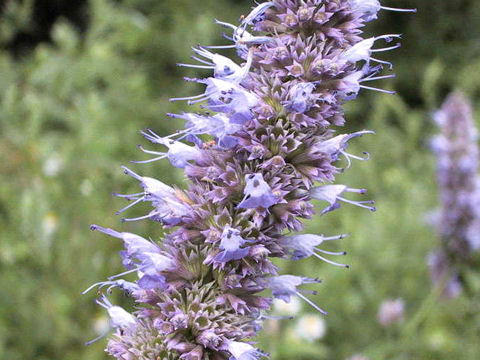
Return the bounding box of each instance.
[429,92,480,298]
[86,1,414,358]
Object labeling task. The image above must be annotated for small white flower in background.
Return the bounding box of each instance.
[43,154,64,177]
[81,179,93,196]
[272,297,301,316]
[346,355,370,360]
[42,213,58,237]
[94,315,110,335]
[377,298,404,326]
[294,314,326,342]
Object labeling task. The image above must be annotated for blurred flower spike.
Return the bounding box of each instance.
[428,92,480,298]
[85,1,413,358]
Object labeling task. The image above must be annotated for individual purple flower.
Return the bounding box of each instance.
[97,295,137,329]
[268,275,326,315]
[349,0,416,22]
[172,112,242,148]
[116,166,192,224]
[134,129,203,168]
[314,130,374,167]
[214,227,251,262]
[238,173,279,209]
[86,295,137,346]
[283,82,317,113]
[340,34,402,69]
[90,224,172,288]
[310,185,376,214]
[227,341,266,360]
[239,2,275,29]
[82,279,140,295]
[282,233,349,268]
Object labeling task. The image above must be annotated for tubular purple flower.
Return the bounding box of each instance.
[82,279,140,295]
[314,130,374,167]
[238,173,279,209]
[282,233,349,267]
[90,224,160,255]
[350,0,416,22]
[134,130,203,168]
[227,341,266,360]
[117,166,192,224]
[239,2,275,29]
[310,185,375,214]
[85,1,413,358]
[214,227,251,262]
[268,275,326,315]
[283,82,317,113]
[340,34,401,68]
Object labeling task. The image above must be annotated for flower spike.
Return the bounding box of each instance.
[85,1,413,358]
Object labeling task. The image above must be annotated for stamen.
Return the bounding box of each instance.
[375,34,402,42]
[112,192,143,198]
[141,128,163,143]
[82,281,109,295]
[214,19,237,30]
[381,6,417,13]
[121,212,159,222]
[177,63,214,70]
[108,267,141,280]
[370,57,393,70]
[188,97,210,105]
[361,74,396,82]
[344,151,370,162]
[337,197,376,211]
[371,43,401,53]
[202,44,236,49]
[360,85,396,95]
[313,252,350,268]
[315,248,347,256]
[122,166,143,181]
[346,187,368,194]
[191,56,214,65]
[138,145,166,156]
[131,156,168,164]
[86,332,108,346]
[169,93,207,102]
[116,197,144,215]
[323,234,349,241]
[90,225,122,238]
[296,292,328,315]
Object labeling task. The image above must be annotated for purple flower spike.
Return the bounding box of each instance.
[238,173,279,209]
[428,92,480,298]
[85,1,413,358]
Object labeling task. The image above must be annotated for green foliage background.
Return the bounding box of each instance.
[0,0,479,359]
